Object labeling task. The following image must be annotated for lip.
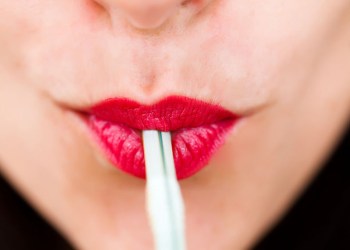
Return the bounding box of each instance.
[85,96,238,179]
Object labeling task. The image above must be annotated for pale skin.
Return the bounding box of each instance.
[0,0,350,249]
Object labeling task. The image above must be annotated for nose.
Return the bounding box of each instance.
[97,0,188,30]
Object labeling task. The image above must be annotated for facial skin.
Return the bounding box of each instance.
[0,0,350,249]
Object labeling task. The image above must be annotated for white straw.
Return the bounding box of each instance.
[142,130,186,250]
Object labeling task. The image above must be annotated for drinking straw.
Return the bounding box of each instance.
[142,130,186,250]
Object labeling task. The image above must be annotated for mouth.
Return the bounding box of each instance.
[82,95,239,180]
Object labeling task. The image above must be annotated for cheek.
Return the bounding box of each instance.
[0,1,106,93]
[214,0,346,95]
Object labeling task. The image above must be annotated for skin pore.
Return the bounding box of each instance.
[0,0,350,249]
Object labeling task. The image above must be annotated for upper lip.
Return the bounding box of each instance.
[87,95,237,131]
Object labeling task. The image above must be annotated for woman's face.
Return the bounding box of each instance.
[0,1,349,249]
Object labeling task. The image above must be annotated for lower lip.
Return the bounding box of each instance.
[86,115,236,179]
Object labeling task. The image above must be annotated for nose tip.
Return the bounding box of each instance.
[99,0,187,30]
[121,0,184,29]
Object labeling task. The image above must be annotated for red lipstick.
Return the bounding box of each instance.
[86,96,238,179]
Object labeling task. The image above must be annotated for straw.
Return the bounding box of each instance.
[142,130,186,250]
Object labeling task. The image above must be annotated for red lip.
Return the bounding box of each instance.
[86,96,238,179]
